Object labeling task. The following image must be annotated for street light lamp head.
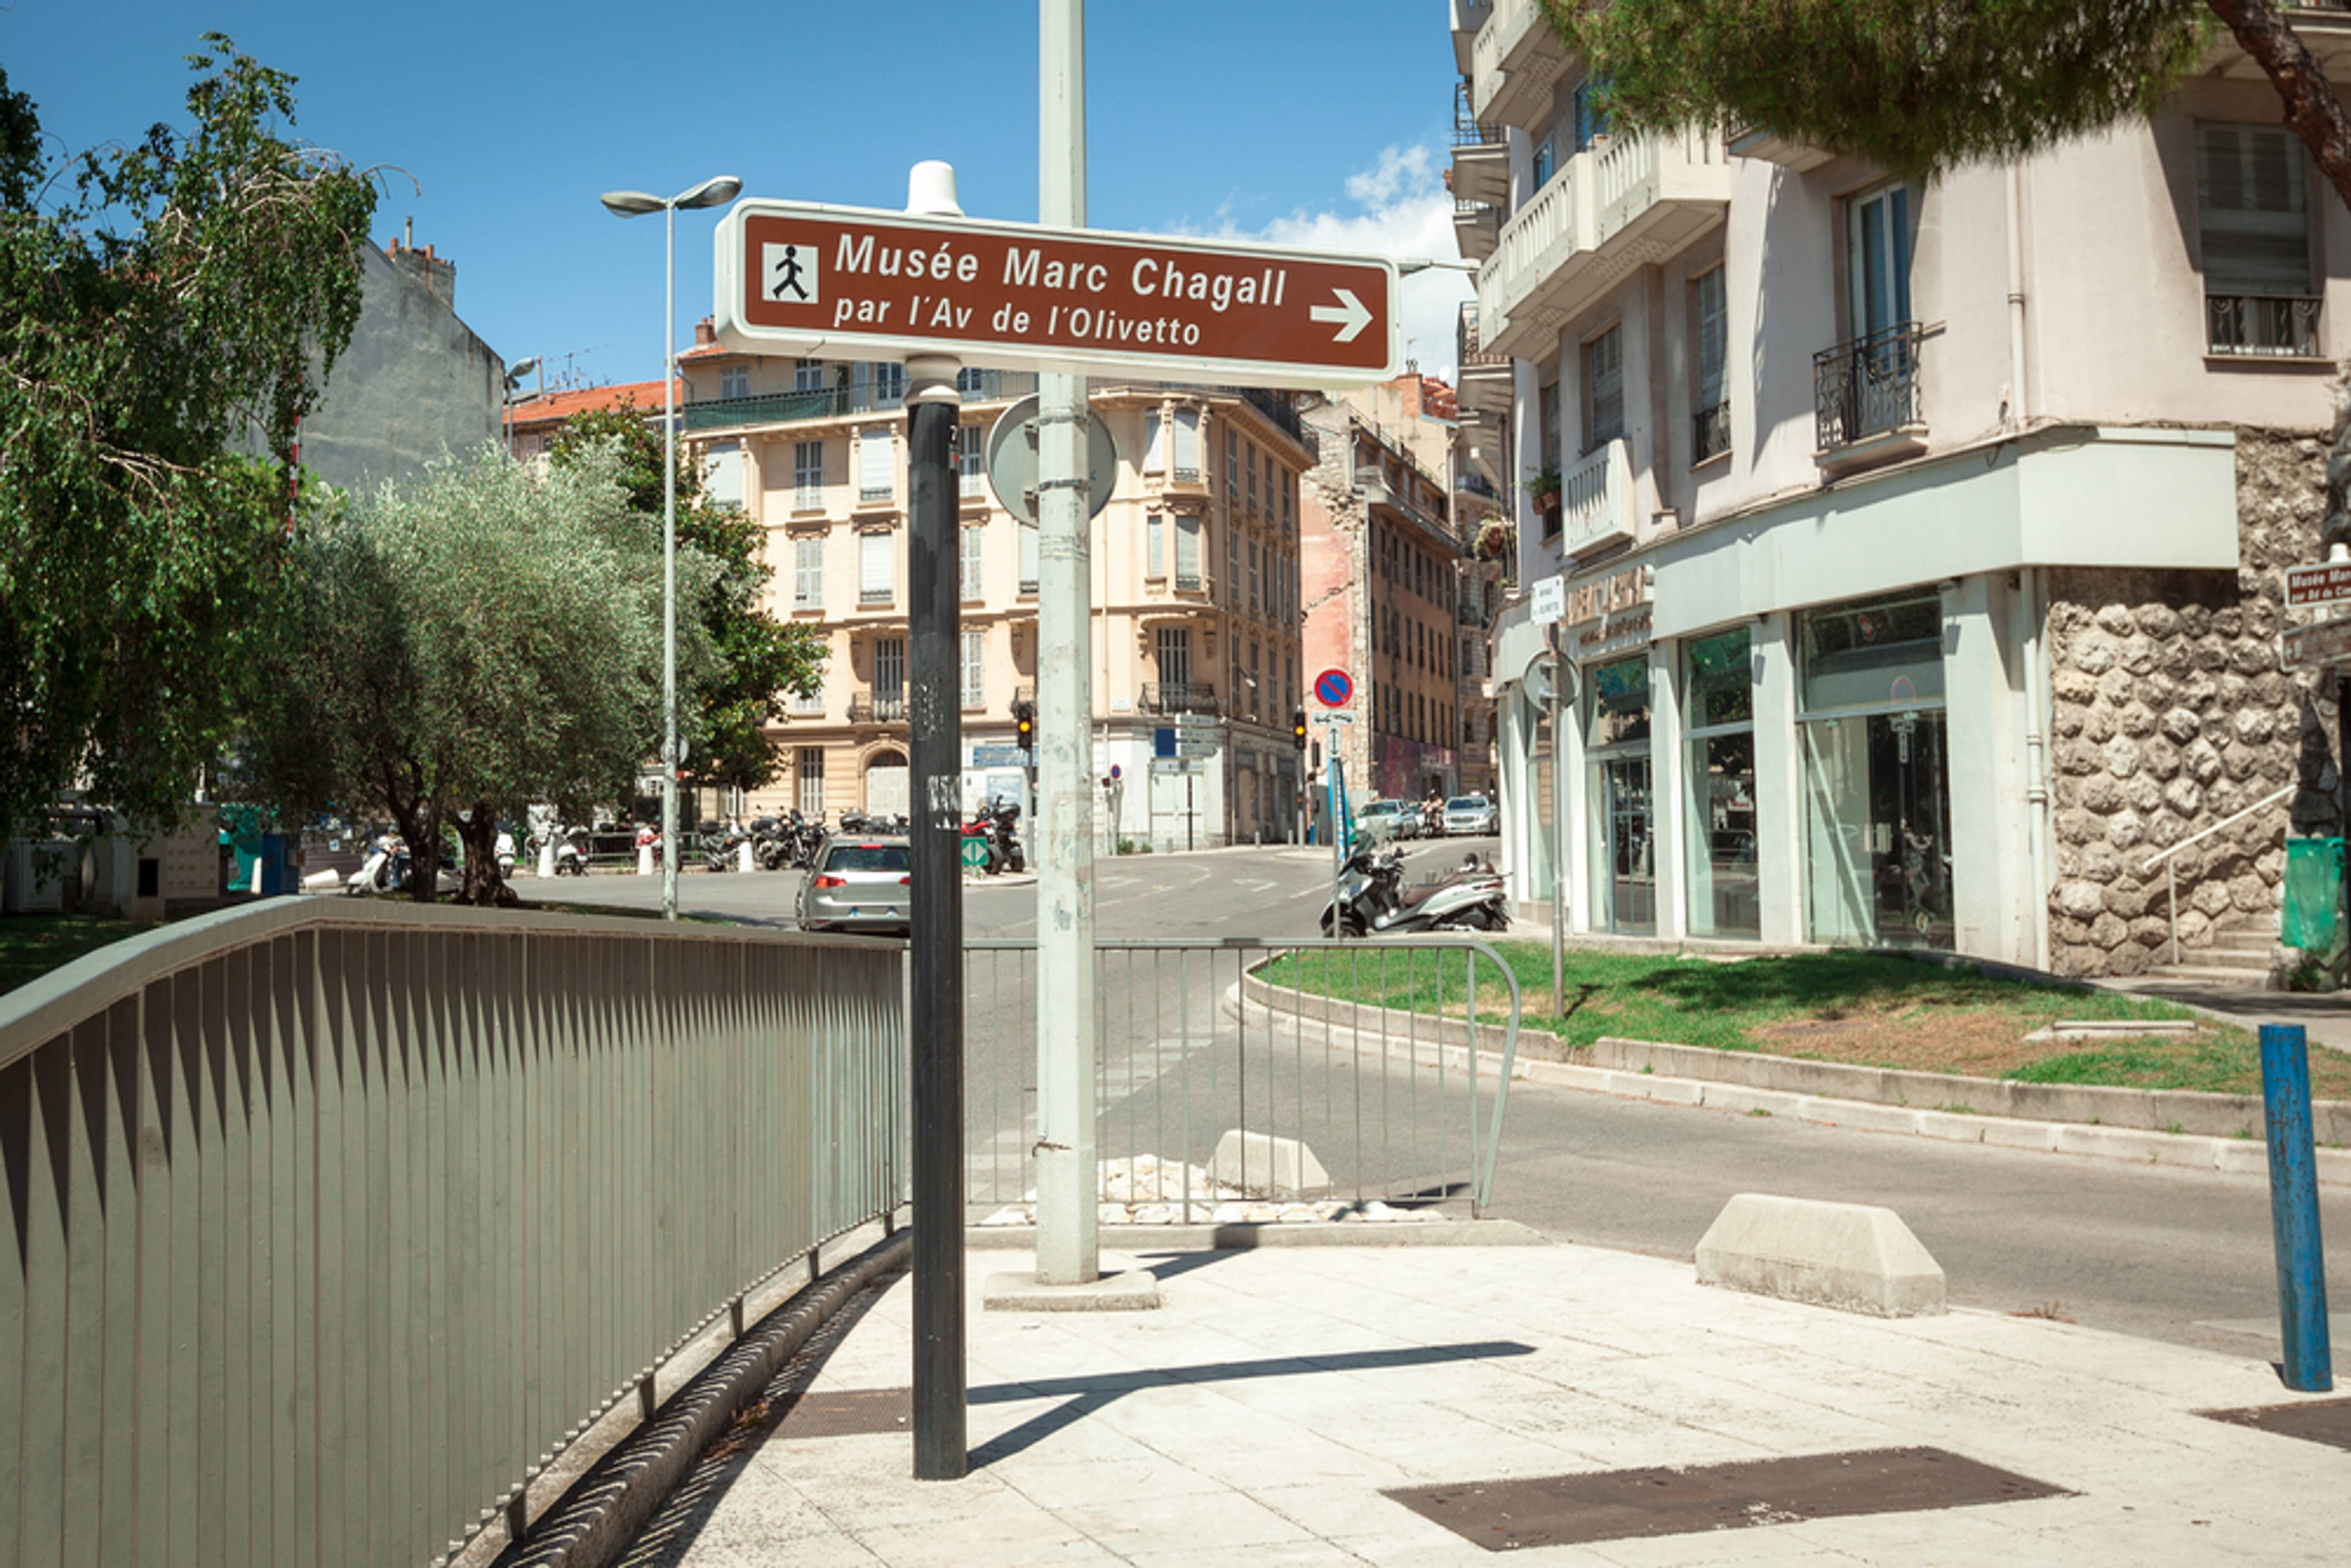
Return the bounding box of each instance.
[600,190,666,216]
[677,175,741,210]
[504,355,539,388]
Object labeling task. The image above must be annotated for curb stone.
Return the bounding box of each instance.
[1232,969,2350,1187]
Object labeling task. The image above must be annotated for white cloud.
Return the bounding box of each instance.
[1196,144,1475,385]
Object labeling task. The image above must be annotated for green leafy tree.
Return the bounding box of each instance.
[240,442,715,903]
[1553,1,2351,210]
[0,37,376,837]
[548,402,827,797]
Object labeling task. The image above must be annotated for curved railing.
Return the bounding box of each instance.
[0,899,905,1568]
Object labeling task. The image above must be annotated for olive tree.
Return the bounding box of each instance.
[242,441,718,903]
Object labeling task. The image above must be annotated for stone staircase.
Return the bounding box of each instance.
[2141,915,2281,988]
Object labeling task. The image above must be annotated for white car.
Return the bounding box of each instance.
[1443,795,1498,836]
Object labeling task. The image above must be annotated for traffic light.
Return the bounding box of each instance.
[1014,700,1036,754]
[1292,708,1308,750]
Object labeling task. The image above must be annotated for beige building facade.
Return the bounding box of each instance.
[678,331,1312,848]
[1457,0,2351,975]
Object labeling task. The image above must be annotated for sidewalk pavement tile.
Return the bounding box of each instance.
[625,1237,2351,1566]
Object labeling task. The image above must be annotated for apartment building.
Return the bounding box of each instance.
[676,325,1312,848]
[1300,392,1474,816]
[1455,0,2349,976]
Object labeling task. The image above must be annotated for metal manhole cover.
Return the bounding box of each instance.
[2198,1396,2351,1452]
[1383,1446,2071,1550]
[773,1387,912,1439]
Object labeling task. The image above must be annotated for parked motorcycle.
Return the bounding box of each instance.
[961,799,1025,875]
[345,832,403,895]
[552,829,590,876]
[703,821,751,873]
[1319,847,1508,937]
[495,828,516,881]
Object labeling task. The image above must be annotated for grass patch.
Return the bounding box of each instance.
[1257,941,2351,1099]
[0,915,157,997]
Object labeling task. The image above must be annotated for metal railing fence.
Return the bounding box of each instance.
[1813,321,1925,451]
[0,899,905,1568]
[963,938,1521,1221]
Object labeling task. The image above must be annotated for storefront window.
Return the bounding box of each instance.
[1796,591,1952,948]
[1586,654,1653,934]
[1683,630,1759,939]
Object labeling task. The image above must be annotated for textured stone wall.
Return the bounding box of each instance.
[2044,428,2334,977]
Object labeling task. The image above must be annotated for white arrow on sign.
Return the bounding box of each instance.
[1309,288,1373,344]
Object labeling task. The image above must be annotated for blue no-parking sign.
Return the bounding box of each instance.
[1313,668,1353,708]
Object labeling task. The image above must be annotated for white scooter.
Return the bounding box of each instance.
[345,833,403,895]
[1319,846,1508,937]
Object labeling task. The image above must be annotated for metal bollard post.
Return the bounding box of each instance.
[2258,1023,2334,1392]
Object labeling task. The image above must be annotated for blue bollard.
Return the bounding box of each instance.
[2258,1024,2333,1392]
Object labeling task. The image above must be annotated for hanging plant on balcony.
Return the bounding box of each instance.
[1523,466,1563,520]
[1475,517,1516,562]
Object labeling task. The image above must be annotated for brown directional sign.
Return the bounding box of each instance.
[712,201,1399,387]
[2286,561,2351,608]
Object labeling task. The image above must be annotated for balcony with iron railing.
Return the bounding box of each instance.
[846,692,908,725]
[1451,81,1509,210]
[1813,322,1927,472]
[682,369,1038,433]
[1457,301,1514,415]
[2207,293,2324,360]
[1140,681,1221,716]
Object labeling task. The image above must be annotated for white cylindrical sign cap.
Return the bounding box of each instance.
[906,160,963,217]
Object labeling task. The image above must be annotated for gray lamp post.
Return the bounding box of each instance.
[599,174,741,922]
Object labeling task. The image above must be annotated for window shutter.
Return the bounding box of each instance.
[703,442,743,508]
[1175,514,1201,583]
[794,536,823,608]
[860,530,892,598]
[960,526,982,600]
[858,428,894,499]
[1695,267,1727,407]
[1145,410,1166,472]
[1147,513,1164,576]
[2199,123,2311,294]
[960,630,984,707]
[1019,521,1039,590]
[1174,409,1202,476]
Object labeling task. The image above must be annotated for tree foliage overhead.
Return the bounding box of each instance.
[548,402,827,796]
[239,442,711,903]
[0,37,377,836]
[1553,0,2214,182]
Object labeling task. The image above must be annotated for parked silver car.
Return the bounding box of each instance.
[795,836,912,936]
[1443,794,1498,836]
[1356,798,1419,842]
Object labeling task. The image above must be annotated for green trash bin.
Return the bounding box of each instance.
[2282,836,2343,951]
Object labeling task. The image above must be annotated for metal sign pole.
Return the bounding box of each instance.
[1034,0,1099,1289]
[1326,717,1346,930]
[905,342,967,1479]
[1549,627,1568,1019]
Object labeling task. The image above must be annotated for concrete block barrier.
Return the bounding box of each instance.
[1695,1193,1947,1318]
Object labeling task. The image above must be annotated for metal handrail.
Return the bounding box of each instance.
[2137,780,2293,966]
[0,898,906,1568]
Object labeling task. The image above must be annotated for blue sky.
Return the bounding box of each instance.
[5,2,1475,387]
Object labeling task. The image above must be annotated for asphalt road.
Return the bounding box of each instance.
[520,842,2344,1358]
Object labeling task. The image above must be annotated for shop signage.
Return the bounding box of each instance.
[1562,563,1650,629]
[2286,562,2351,608]
[2282,614,2351,671]
[1577,610,1655,661]
[714,201,1398,387]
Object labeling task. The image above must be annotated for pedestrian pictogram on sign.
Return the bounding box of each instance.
[715,202,1400,389]
[1313,668,1354,709]
[765,242,816,303]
